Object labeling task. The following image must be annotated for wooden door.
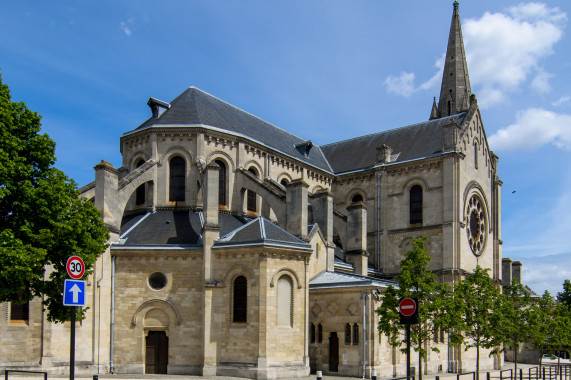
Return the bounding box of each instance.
[329,332,339,372]
[145,331,168,374]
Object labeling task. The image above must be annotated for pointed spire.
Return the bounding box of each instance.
[436,1,472,118]
[430,97,438,120]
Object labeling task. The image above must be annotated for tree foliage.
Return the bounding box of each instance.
[557,279,571,308]
[376,237,450,380]
[0,72,109,322]
[494,282,539,374]
[452,266,501,380]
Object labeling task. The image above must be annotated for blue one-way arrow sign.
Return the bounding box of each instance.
[63,279,86,306]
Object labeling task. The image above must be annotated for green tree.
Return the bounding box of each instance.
[453,266,502,380]
[495,282,538,375]
[376,237,450,380]
[557,279,571,308]
[0,72,109,322]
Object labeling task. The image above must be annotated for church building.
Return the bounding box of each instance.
[1,3,504,379]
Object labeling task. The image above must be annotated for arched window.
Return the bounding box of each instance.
[233,276,247,323]
[216,160,226,206]
[345,323,351,345]
[410,185,423,224]
[277,275,293,326]
[474,143,479,169]
[169,156,185,202]
[353,323,359,345]
[135,159,145,205]
[352,194,363,203]
[310,323,316,343]
[280,178,289,187]
[247,168,257,212]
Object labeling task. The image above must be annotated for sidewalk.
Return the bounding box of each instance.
[1,363,548,380]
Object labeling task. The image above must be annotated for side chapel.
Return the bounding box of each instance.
[1,3,504,379]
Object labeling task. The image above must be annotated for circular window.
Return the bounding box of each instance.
[149,272,167,290]
[465,195,487,256]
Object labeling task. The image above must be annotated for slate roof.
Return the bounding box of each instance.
[129,87,332,172]
[309,270,397,289]
[113,210,250,248]
[215,217,311,249]
[320,113,467,174]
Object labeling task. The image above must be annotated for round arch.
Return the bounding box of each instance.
[270,267,302,289]
[207,150,236,172]
[131,299,181,327]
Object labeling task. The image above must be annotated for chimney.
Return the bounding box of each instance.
[502,258,512,287]
[512,261,522,284]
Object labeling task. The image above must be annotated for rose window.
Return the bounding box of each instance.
[466,195,486,256]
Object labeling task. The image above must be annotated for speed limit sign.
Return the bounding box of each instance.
[66,256,85,279]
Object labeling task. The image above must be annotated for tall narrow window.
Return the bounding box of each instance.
[169,156,185,202]
[318,324,323,343]
[10,301,29,322]
[216,160,226,206]
[353,323,359,345]
[310,323,316,343]
[277,275,293,326]
[247,168,257,212]
[474,143,479,169]
[410,185,423,224]
[233,276,247,322]
[345,323,351,345]
[135,159,145,205]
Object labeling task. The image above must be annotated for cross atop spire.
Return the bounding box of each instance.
[434,1,472,119]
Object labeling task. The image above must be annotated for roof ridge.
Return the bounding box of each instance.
[259,216,306,243]
[321,113,466,148]
[219,216,261,242]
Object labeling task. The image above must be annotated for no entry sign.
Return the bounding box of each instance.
[399,297,419,324]
[399,298,417,316]
[66,256,85,279]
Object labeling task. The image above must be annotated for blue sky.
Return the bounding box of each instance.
[1,1,570,296]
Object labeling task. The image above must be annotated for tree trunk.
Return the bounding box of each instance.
[514,346,518,379]
[476,343,480,380]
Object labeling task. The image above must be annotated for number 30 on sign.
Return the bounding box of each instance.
[66,256,85,279]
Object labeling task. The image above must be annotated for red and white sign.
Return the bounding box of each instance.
[66,256,85,279]
[399,298,417,317]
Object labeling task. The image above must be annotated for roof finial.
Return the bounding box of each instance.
[453,1,459,8]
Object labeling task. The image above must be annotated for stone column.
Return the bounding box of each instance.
[345,201,368,277]
[94,160,120,232]
[286,179,309,239]
[312,189,335,270]
[201,161,221,375]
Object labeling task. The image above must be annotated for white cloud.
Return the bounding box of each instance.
[530,69,553,94]
[384,72,416,97]
[519,253,571,296]
[488,108,571,151]
[552,96,571,106]
[464,3,566,107]
[383,3,567,107]
[120,18,135,36]
[383,55,444,97]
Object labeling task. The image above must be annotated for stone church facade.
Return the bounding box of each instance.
[1,3,504,379]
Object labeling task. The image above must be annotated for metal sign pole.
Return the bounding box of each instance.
[406,322,411,379]
[70,306,75,380]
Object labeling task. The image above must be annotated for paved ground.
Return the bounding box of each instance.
[3,362,559,380]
